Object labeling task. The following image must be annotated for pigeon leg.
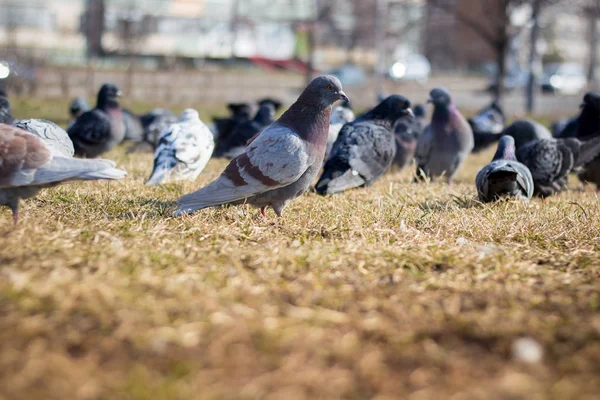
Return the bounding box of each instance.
[8,199,19,225]
[260,207,267,218]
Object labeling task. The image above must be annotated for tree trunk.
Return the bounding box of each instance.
[494,40,507,106]
[306,22,315,86]
[526,0,541,114]
[588,4,599,86]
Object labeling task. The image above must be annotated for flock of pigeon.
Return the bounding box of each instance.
[2,74,600,224]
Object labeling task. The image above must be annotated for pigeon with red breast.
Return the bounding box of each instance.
[174,75,349,217]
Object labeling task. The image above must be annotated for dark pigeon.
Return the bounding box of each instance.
[476,135,533,202]
[175,75,349,217]
[415,88,474,183]
[14,119,75,157]
[393,109,423,170]
[552,117,576,138]
[220,103,276,159]
[258,97,283,113]
[316,95,413,195]
[562,93,600,190]
[516,136,600,197]
[326,103,355,160]
[469,101,505,152]
[0,89,14,124]
[413,104,427,126]
[69,97,90,119]
[502,119,552,149]
[67,83,126,158]
[213,103,254,155]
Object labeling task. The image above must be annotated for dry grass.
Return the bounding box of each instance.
[1,100,599,400]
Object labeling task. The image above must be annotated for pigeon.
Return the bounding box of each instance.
[562,93,600,190]
[139,108,177,147]
[552,117,576,138]
[393,108,424,170]
[0,89,14,124]
[0,123,127,224]
[258,97,283,113]
[220,103,276,159]
[502,119,552,149]
[316,95,413,195]
[67,83,126,158]
[146,109,215,185]
[413,104,427,126]
[516,136,600,197]
[325,103,355,160]
[174,75,349,217]
[122,109,144,142]
[415,88,474,183]
[213,103,254,154]
[476,136,533,202]
[69,97,90,119]
[469,101,505,153]
[14,119,75,157]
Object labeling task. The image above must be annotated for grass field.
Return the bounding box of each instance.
[1,99,599,400]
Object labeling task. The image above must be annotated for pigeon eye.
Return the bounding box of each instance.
[327,84,333,91]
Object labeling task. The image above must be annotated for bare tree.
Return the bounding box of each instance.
[84,0,105,59]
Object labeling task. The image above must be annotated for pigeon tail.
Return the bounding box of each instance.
[573,136,600,168]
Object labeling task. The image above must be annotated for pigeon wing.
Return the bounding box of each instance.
[175,124,310,214]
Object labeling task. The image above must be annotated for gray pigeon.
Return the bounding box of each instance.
[67,83,126,158]
[14,119,75,157]
[502,119,552,149]
[476,135,533,202]
[316,95,413,195]
[470,101,505,153]
[0,89,14,124]
[516,136,600,197]
[393,109,424,169]
[326,103,355,160]
[146,109,215,185]
[415,88,474,183]
[174,75,349,217]
[69,97,90,119]
[0,124,127,224]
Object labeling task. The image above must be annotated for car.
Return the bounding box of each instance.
[541,63,587,95]
[388,54,431,83]
[328,64,366,86]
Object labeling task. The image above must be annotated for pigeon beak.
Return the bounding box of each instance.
[426,98,433,104]
[338,91,349,103]
[405,108,414,117]
[116,90,123,98]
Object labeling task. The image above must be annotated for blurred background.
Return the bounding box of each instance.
[0,0,598,114]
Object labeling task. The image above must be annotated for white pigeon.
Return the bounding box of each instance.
[326,105,355,160]
[146,109,214,185]
[0,123,127,224]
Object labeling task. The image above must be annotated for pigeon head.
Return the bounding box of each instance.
[413,104,426,118]
[579,92,600,137]
[428,88,452,107]
[330,105,355,125]
[69,97,90,118]
[493,135,517,161]
[298,75,349,108]
[180,108,200,121]
[368,95,413,126]
[227,103,253,120]
[582,92,600,110]
[258,98,283,112]
[254,103,276,125]
[97,83,122,109]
